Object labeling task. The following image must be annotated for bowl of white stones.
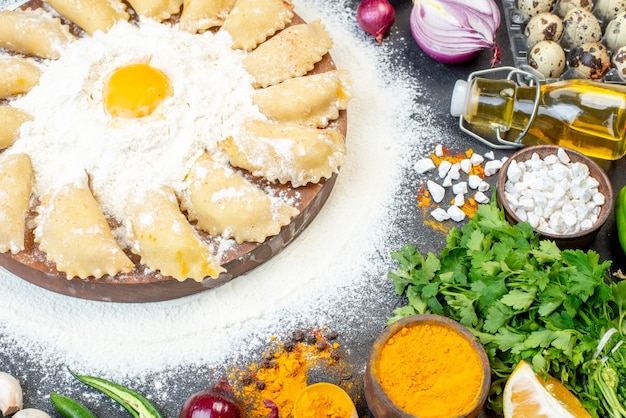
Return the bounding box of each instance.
[496,145,613,249]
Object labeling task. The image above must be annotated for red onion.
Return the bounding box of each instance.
[179,376,242,418]
[357,0,395,45]
[410,0,501,66]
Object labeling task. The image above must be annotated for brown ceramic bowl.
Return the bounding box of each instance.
[363,314,491,418]
[496,145,613,250]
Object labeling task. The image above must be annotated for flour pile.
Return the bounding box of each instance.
[0,0,440,383]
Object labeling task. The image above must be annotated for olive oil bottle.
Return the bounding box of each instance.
[451,76,626,160]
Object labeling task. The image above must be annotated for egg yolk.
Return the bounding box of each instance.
[103,63,173,118]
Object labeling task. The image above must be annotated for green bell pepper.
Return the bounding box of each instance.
[617,185,626,256]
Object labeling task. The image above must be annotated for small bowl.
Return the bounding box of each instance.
[364,314,491,418]
[496,145,613,249]
[293,382,358,418]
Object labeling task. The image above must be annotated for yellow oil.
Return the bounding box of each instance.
[463,78,626,160]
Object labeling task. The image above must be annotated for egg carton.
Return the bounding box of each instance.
[503,0,626,84]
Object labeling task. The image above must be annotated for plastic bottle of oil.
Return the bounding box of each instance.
[450,74,626,160]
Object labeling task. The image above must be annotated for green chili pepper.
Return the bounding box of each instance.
[67,368,163,418]
[617,185,626,256]
[50,392,98,418]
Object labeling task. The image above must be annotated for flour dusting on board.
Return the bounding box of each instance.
[0,0,435,382]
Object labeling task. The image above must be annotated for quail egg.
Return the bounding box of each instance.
[612,45,626,80]
[517,0,556,20]
[569,41,611,78]
[556,0,594,18]
[525,13,565,47]
[528,40,567,78]
[562,8,603,48]
[593,0,626,22]
[603,12,626,50]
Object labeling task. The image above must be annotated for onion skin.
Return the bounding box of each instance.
[410,0,501,66]
[179,377,243,418]
[357,0,395,44]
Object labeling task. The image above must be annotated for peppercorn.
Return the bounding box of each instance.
[255,380,266,390]
[283,340,295,351]
[330,349,341,361]
[292,330,305,342]
[305,333,317,345]
[325,330,338,340]
[242,374,253,386]
[316,340,327,351]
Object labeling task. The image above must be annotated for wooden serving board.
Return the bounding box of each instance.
[0,6,347,303]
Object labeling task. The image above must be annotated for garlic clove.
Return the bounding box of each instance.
[0,371,23,416]
[13,408,52,418]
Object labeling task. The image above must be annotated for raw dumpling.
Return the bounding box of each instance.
[45,0,130,35]
[34,182,134,279]
[181,153,299,244]
[219,119,346,187]
[0,56,41,99]
[0,9,74,59]
[243,20,332,88]
[253,70,351,128]
[0,106,32,149]
[222,0,293,51]
[127,0,182,21]
[178,0,235,33]
[125,187,225,281]
[0,153,32,254]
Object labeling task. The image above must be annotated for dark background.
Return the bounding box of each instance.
[2,0,626,417]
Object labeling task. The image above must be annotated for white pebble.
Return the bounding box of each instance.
[557,147,570,164]
[447,205,466,222]
[427,180,445,203]
[484,159,503,176]
[477,180,490,192]
[438,160,452,178]
[460,159,472,173]
[435,144,444,156]
[470,153,484,166]
[474,191,490,204]
[468,175,482,189]
[414,157,436,174]
[454,193,465,207]
[484,151,495,160]
[431,208,450,221]
[448,163,461,180]
[452,181,468,195]
[503,147,604,235]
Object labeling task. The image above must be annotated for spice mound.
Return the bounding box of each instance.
[376,320,485,417]
[293,382,356,418]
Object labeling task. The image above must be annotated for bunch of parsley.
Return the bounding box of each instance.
[389,198,626,417]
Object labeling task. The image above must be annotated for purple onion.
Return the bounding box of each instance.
[357,0,395,45]
[410,0,501,66]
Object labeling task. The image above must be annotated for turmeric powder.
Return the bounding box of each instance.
[229,328,353,418]
[377,322,484,417]
[295,391,351,418]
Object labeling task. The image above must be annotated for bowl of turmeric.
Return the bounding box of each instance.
[363,314,491,417]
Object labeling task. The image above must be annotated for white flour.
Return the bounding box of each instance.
[0,0,436,381]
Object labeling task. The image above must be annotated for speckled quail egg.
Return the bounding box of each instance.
[603,12,626,50]
[556,0,594,18]
[612,45,626,80]
[528,40,567,78]
[593,0,626,22]
[569,41,611,78]
[562,8,603,48]
[525,13,565,47]
[517,0,556,20]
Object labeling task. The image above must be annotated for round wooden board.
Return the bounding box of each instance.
[0,7,347,303]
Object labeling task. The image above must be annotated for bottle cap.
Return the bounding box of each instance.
[450,79,468,117]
